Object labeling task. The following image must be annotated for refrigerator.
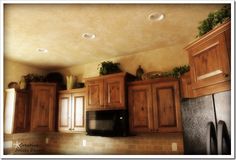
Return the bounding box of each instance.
[181,91,231,155]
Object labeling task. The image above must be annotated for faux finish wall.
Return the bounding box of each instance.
[4,59,47,89]
[57,44,188,82]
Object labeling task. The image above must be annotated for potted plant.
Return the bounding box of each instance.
[97,61,121,75]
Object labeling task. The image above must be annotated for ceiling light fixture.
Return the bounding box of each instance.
[148,12,165,21]
[37,48,48,53]
[82,33,96,39]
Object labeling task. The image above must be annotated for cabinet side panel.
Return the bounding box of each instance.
[4,89,16,134]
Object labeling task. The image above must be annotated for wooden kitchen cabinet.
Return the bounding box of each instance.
[152,80,182,132]
[4,89,29,134]
[30,83,56,132]
[185,20,231,97]
[104,75,125,108]
[58,89,86,132]
[86,79,104,109]
[179,72,193,98]
[86,72,133,111]
[128,78,182,133]
[128,85,153,132]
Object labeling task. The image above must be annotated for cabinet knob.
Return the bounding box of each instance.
[224,73,229,78]
[141,107,144,111]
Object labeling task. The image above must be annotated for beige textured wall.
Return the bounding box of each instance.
[4,59,47,89]
[57,44,188,82]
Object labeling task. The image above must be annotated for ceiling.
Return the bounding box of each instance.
[4,4,224,70]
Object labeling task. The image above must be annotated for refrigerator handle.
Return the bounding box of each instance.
[206,121,217,155]
[217,120,231,155]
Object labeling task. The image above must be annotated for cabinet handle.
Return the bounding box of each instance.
[224,73,229,78]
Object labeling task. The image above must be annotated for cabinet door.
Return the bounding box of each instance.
[86,79,104,109]
[104,76,125,108]
[189,28,230,96]
[14,91,29,133]
[152,81,182,132]
[58,93,72,132]
[30,84,56,132]
[71,92,85,131]
[128,85,153,133]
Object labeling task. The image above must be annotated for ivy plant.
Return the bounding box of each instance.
[197,5,230,37]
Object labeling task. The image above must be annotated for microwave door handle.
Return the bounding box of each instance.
[206,121,217,155]
[217,120,231,155]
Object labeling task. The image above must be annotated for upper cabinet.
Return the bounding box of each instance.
[4,89,30,134]
[58,89,86,132]
[30,83,57,132]
[128,78,182,133]
[85,72,134,111]
[184,20,231,97]
[104,75,125,108]
[86,79,104,109]
[128,84,153,132]
[4,83,57,134]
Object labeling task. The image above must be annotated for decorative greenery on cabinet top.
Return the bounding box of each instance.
[197,5,230,37]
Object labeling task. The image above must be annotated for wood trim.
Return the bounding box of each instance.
[197,70,223,80]
[193,81,230,97]
[59,88,86,94]
[30,82,57,86]
[84,72,127,81]
[128,77,178,86]
[86,106,125,111]
[192,41,219,56]
[184,20,230,50]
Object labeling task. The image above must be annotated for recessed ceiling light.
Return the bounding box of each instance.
[37,48,48,53]
[148,12,165,21]
[82,33,96,39]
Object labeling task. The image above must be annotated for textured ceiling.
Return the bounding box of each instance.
[4,4,224,70]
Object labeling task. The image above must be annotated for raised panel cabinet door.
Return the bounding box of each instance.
[58,93,72,132]
[190,33,230,89]
[14,91,29,133]
[72,92,86,131]
[86,80,104,109]
[128,85,153,133]
[30,84,56,132]
[152,80,182,132]
[186,21,231,97]
[104,76,125,108]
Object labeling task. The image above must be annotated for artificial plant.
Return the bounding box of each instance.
[197,5,230,37]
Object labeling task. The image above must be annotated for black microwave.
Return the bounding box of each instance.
[86,110,128,137]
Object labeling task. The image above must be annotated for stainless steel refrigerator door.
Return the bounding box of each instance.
[181,95,216,154]
[214,91,231,137]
